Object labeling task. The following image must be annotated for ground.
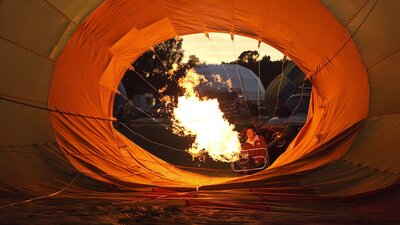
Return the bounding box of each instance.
[1,188,394,225]
[1,120,398,224]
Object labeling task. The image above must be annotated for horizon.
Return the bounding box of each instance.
[181,33,283,64]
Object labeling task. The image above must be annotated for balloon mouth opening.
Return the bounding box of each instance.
[49,1,369,188]
[111,34,312,176]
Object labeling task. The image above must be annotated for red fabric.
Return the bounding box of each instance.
[241,135,267,163]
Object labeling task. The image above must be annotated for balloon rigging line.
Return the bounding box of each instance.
[0,92,47,106]
[118,122,186,152]
[117,91,200,142]
[0,144,234,192]
[0,54,284,169]
[263,84,302,104]
[44,0,78,26]
[151,49,183,91]
[131,69,164,97]
[367,48,400,70]
[62,145,233,175]
[0,35,55,63]
[126,189,198,205]
[271,55,286,118]
[0,87,237,154]
[231,38,252,118]
[127,68,241,123]
[0,109,235,177]
[118,122,269,163]
[0,169,191,210]
[279,81,306,137]
[0,134,264,157]
[59,145,228,178]
[117,93,171,130]
[116,86,242,124]
[309,0,379,80]
[0,63,293,166]
[257,46,262,117]
[0,167,209,211]
[0,172,81,209]
[119,121,267,156]
[0,142,58,149]
[0,92,188,156]
[266,0,379,140]
[8,171,81,193]
[205,34,252,118]
[51,137,231,177]
[0,95,115,122]
[175,165,231,172]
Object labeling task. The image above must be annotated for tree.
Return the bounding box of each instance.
[122,38,185,98]
[228,50,284,89]
[237,50,259,64]
[261,55,271,62]
[258,55,283,86]
[187,54,200,68]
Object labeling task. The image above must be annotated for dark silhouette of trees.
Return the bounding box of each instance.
[187,54,200,68]
[122,38,185,98]
[233,51,285,88]
[122,37,285,100]
[237,50,259,64]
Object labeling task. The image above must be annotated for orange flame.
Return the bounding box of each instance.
[226,78,233,92]
[172,69,240,162]
[168,63,179,76]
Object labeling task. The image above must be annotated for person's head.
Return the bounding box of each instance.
[245,126,257,140]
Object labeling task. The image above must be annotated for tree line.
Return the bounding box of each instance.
[122,38,285,99]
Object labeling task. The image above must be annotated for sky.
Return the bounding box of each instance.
[181,33,283,64]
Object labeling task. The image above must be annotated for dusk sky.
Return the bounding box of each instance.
[181,33,283,64]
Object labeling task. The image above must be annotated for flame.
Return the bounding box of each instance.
[160,95,173,104]
[159,85,168,93]
[172,63,178,71]
[227,78,233,92]
[172,69,241,162]
[168,63,179,76]
[210,74,233,92]
[212,74,224,83]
